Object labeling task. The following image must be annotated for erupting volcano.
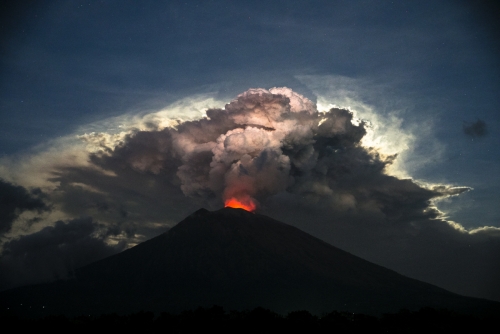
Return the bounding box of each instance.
[224,196,257,212]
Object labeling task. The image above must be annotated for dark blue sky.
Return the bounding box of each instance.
[2,0,498,226]
[2,1,498,150]
[1,0,499,301]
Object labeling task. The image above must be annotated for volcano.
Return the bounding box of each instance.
[1,208,499,318]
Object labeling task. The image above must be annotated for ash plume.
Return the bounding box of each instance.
[90,87,463,217]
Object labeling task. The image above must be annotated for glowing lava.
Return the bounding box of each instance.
[224,197,257,212]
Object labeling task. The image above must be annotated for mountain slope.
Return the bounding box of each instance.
[1,208,499,317]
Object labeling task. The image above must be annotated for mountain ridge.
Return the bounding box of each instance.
[1,207,499,318]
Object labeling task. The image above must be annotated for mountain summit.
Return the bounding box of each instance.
[1,208,499,317]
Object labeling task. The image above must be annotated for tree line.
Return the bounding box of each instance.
[2,306,498,333]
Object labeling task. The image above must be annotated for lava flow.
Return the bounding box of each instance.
[224,196,257,212]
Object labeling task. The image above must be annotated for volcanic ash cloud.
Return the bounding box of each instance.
[92,87,462,217]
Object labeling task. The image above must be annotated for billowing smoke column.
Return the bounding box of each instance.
[172,88,365,211]
[95,87,461,216]
[179,88,315,210]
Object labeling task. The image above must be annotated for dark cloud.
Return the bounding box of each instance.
[463,119,488,137]
[0,179,50,234]
[49,164,198,234]
[0,217,126,291]
[85,88,464,224]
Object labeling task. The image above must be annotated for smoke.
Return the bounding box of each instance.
[89,87,465,217]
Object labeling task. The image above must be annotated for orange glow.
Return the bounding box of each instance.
[224,197,257,212]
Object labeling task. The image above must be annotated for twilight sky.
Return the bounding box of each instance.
[1,1,499,302]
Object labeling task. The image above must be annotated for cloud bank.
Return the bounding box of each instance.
[0,217,126,290]
[0,179,50,234]
[0,87,499,302]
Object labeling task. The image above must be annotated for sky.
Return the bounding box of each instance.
[0,1,499,303]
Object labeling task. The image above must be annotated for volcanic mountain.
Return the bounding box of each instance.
[1,208,499,318]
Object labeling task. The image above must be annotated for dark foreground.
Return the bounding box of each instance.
[3,208,499,318]
[2,306,498,333]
